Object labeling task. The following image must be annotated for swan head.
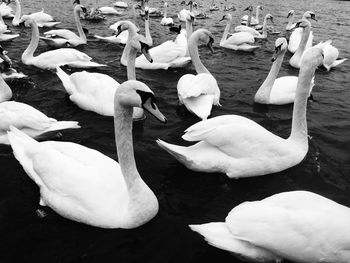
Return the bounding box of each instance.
[116,80,167,123]
[0,45,12,69]
[244,5,253,12]
[114,20,138,35]
[219,13,232,22]
[74,4,87,15]
[143,6,149,20]
[293,19,311,30]
[271,38,287,62]
[18,15,35,27]
[191,29,214,53]
[72,0,80,4]
[265,14,274,23]
[257,5,263,10]
[303,11,317,21]
[164,2,168,7]
[183,10,195,22]
[287,10,295,18]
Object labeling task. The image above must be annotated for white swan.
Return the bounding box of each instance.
[40,4,87,48]
[0,12,19,41]
[157,47,324,178]
[235,14,273,39]
[288,11,315,53]
[56,23,153,120]
[255,38,314,105]
[314,40,347,71]
[8,79,167,228]
[289,19,312,69]
[98,6,122,15]
[113,1,128,9]
[286,10,296,31]
[220,14,259,52]
[241,5,262,26]
[190,190,350,263]
[177,29,220,120]
[0,45,26,79]
[0,2,14,18]
[20,16,105,70]
[12,0,61,27]
[130,10,191,70]
[161,2,173,26]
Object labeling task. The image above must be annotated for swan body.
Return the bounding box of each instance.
[8,80,167,228]
[0,101,80,145]
[235,14,273,39]
[98,6,122,15]
[41,5,87,48]
[255,38,314,105]
[288,11,316,53]
[20,16,105,70]
[157,47,324,177]
[161,3,173,26]
[220,14,259,52]
[113,1,128,8]
[190,190,350,263]
[12,0,60,27]
[314,40,347,71]
[177,29,220,120]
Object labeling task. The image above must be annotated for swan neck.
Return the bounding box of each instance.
[13,0,21,25]
[290,59,315,145]
[0,77,12,102]
[287,13,294,28]
[256,50,285,102]
[145,19,152,46]
[221,17,231,44]
[189,33,209,74]
[247,9,252,26]
[295,26,310,56]
[163,4,167,17]
[121,27,137,66]
[255,8,260,23]
[74,8,86,41]
[185,18,193,56]
[113,102,141,194]
[22,20,39,62]
[262,16,268,37]
[127,46,137,80]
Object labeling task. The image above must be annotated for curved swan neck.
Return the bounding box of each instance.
[255,50,286,102]
[189,32,209,74]
[74,8,86,41]
[113,101,140,192]
[289,57,315,146]
[295,25,310,56]
[22,20,39,63]
[0,77,12,102]
[13,0,21,25]
[221,16,231,44]
[127,46,137,80]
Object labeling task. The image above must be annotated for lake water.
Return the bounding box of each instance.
[0,0,349,262]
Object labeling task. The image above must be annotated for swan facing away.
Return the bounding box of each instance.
[20,16,105,70]
[190,190,350,263]
[12,0,61,27]
[157,47,324,178]
[8,80,167,228]
[40,4,88,48]
[177,29,220,120]
[255,37,314,105]
[220,14,259,52]
[314,40,347,71]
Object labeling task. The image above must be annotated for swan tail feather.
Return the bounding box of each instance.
[156,139,192,165]
[7,126,43,186]
[329,58,347,70]
[42,121,80,135]
[56,66,74,94]
[182,95,214,120]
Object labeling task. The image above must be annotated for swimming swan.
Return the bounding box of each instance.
[235,14,273,39]
[12,0,61,27]
[20,16,105,70]
[241,5,262,26]
[177,29,220,120]
[157,47,324,178]
[220,14,259,52]
[189,190,350,263]
[56,22,153,120]
[255,37,314,105]
[41,4,88,48]
[314,40,347,71]
[288,11,316,53]
[161,2,173,26]
[7,79,167,228]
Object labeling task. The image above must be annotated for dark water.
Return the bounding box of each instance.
[0,0,349,262]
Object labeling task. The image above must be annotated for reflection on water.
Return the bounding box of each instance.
[0,0,349,262]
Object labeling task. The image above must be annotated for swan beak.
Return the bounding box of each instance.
[81,6,88,15]
[287,12,292,18]
[140,42,153,63]
[219,16,225,22]
[142,97,167,123]
[271,52,278,62]
[0,49,12,67]
[114,25,123,37]
[207,37,214,53]
[270,17,274,24]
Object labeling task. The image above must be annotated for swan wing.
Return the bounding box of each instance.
[28,11,54,22]
[234,25,260,37]
[44,29,79,40]
[225,191,350,262]
[224,32,255,45]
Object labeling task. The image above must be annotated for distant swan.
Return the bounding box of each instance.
[161,2,173,26]
[255,37,314,105]
[41,4,88,48]
[8,80,167,228]
[235,14,273,39]
[241,5,262,26]
[20,16,105,70]
[177,29,220,120]
[286,10,296,31]
[157,47,324,178]
[190,190,350,263]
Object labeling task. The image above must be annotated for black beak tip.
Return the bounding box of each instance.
[150,58,153,63]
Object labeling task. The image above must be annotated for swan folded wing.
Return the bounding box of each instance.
[0,102,54,131]
[35,49,92,67]
[143,40,186,63]
[226,32,255,46]
[44,29,78,40]
[226,193,350,262]
[40,37,69,47]
[28,11,54,23]
[178,73,219,100]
